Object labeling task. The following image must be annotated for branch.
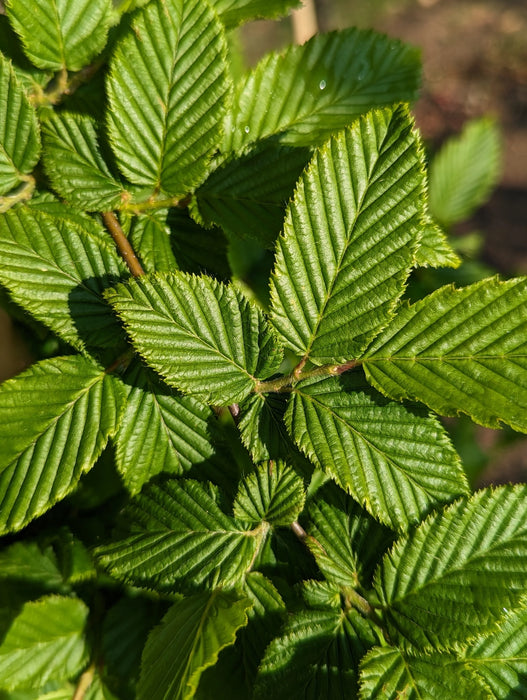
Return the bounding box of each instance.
[72,663,96,700]
[291,0,319,44]
[255,360,359,394]
[102,211,145,277]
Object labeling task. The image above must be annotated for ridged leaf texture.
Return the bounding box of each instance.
[238,393,292,463]
[374,485,527,649]
[6,0,112,71]
[0,205,127,352]
[429,117,501,228]
[130,210,179,273]
[0,355,125,534]
[42,114,126,211]
[0,53,40,196]
[137,590,252,700]
[0,595,89,690]
[363,277,527,431]
[209,0,300,28]
[223,28,421,151]
[254,607,377,699]
[106,272,283,405]
[359,647,486,700]
[287,374,468,531]
[270,105,424,364]
[106,0,229,195]
[96,478,271,592]
[414,217,461,269]
[113,363,217,495]
[233,461,305,526]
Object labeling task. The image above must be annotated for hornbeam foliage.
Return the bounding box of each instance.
[0,1,525,698]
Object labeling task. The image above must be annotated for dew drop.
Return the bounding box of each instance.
[244,125,250,134]
[319,79,327,90]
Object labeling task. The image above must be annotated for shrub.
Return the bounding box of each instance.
[0,0,526,698]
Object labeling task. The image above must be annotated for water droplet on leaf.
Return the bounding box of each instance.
[319,80,327,90]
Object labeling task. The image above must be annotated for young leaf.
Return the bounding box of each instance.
[41,114,127,211]
[6,0,112,71]
[0,53,40,196]
[270,105,424,364]
[464,606,527,697]
[305,483,394,588]
[0,355,125,534]
[192,141,311,247]
[233,461,305,526]
[130,209,179,273]
[0,16,53,97]
[238,393,291,463]
[374,485,527,649]
[0,206,127,352]
[254,607,377,699]
[113,363,217,495]
[414,217,461,269]
[223,29,421,151]
[0,541,63,590]
[137,589,251,700]
[209,0,300,29]
[96,478,271,592]
[359,646,486,700]
[0,595,89,690]
[429,117,501,229]
[363,277,527,432]
[287,374,468,531]
[106,272,283,405]
[106,0,230,195]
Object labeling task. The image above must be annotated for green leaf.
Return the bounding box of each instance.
[0,355,125,534]
[429,117,501,228]
[414,217,461,269]
[137,589,251,700]
[287,374,468,531]
[0,16,52,97]
[168,208,230,280]
[305,483,394,588]
[192,141,311,247]
[6,0,112,71]
[359,646,486,700]
[106,272,283,405]
[96,478,270,592]
[106,0,229,195]
[270,105,424,364]
[210,0,300,28]
[0,596,89,690]
[463,606,527,698]
[130,210,179,273]
[254,607,377,699]
[363,277,527,432]
[0,542,63,590]
[233,461,305,526]
[223,28,421,151]
[41,114,126,211]
[238,393,291,463]
[0,206,127,352]
[374,485,527,649]
[0,53,40,196]
[113,363,217,495]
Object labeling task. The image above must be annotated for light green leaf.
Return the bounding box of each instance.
[429,117,501,228]
[374,485,527,649]
[130,210,178,273]
[106,272,283,405]
[137,590,251,700]
[96,478,270,592]
[0,206,127,352]
[41,114,127,211]
[254,607,377,699]
[192,142,311,246]
[107,0,229,195]
[270,105,424,364]
[305,483,394,588]
[287,374,468,531]
[6,0,112,71]
[359,647,486,700]
[233,461,305,526]
[0,355,125,534]
[464,606,527,698]
[363,277,527,432]
[0,596,89,690]
[223,29,420,151]
[0,542,63,590]
[113,363,217,495]
[84,673,118,700]
[210,0,300,28]
[414,217,461,269]
[0,53,40,196]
